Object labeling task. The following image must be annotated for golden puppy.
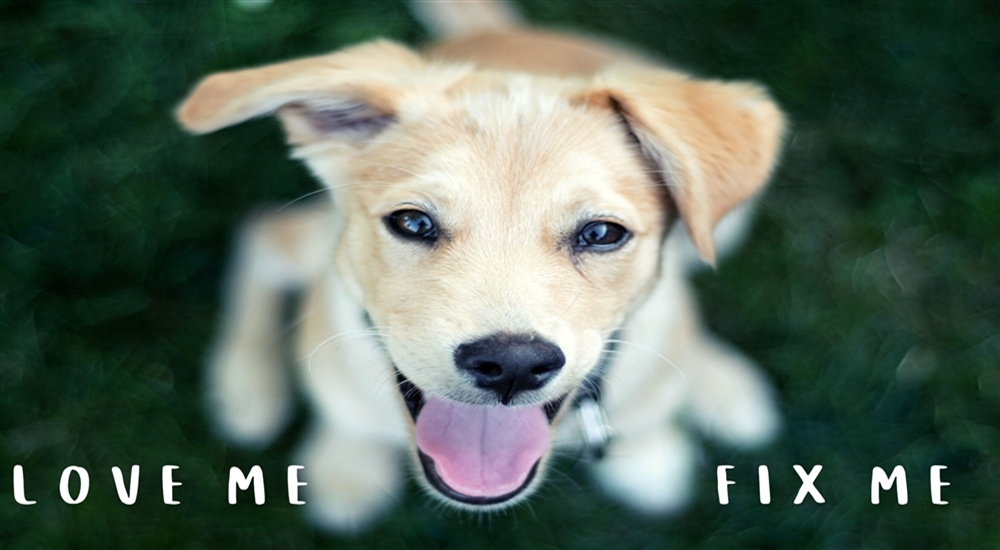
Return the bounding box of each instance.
[177,1,784,532]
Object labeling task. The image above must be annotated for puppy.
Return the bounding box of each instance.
[177,1,784,533]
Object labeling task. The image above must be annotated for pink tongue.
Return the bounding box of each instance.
[415,396,550,498]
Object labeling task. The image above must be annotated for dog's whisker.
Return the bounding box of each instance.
[366,368,399,400]
[604,338,687,379]
[540,467,598,509]
[367,163,425,179]
[303,328,386,353]
[401,385,422,401]
[551,289,584,331]
[322,180,410,193]
[277,187,331,211]
[597,327,641,345]
[303,328,388,379]
[278,302,325,339]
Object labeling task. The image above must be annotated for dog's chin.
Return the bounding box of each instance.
[396,371,569,509]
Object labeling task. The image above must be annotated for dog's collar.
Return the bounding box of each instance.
[572,331,618,461]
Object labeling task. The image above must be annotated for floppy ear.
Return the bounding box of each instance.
[581,66,786,265]
[176,40,432,144]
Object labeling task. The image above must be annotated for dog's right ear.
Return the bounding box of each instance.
[578,66,785,265]
[176,40,442,144]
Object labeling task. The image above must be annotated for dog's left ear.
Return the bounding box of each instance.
[176,40,455,145]
[579,66,786,265]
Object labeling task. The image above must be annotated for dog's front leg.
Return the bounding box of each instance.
[206,205,336,446]
[590,424,698,515]
[293,424,404,534]
[682,332,782,449]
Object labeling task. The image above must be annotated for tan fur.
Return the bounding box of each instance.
[179,13,783,533]
[426,29,651,76]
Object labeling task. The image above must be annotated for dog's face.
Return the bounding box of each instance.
[178,40,783,507]
[335,91,667,503]
[339,88,667,404]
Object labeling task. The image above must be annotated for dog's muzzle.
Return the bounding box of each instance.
[397,370,566,505]
[386,318,618,507]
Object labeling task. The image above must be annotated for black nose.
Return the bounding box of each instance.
[454,334,565,405]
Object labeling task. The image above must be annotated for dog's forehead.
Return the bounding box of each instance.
[353,83,658,228]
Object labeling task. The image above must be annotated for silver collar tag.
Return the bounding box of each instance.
[576,396,612,460]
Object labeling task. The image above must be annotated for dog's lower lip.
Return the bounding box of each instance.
[394,369,566,423]
[418,450,539,505]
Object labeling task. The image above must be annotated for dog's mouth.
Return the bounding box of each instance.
[397,371,566,505]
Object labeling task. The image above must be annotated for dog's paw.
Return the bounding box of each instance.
[205,343,293,447]
[590,426,697,515]
[294,428,403,534]
[685,339,781,448]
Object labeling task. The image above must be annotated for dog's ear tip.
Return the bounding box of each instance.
[173,74,221,132]
[175,73,246,134]
[691,235,717,268]
[701,251,718,269]
[174,105,206,134]
[174,93,209,134]
[174,105,216,134]
[730,82,786,131]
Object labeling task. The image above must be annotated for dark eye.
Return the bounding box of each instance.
[575,221,630,252]
[385,209,438,242]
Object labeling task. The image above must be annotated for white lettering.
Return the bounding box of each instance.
[793,465,825,504]
[930,465,949,505]
[287,465,306,505]
[13,465,36,505]
[111,465,140,505]
[717,465,735,505]
[59,466,90,505]
[162,465,182,505]
[871,465,908,505]
[758,465,771,505]
[229,465,265,505]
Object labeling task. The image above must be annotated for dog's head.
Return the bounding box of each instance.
[178,40,783,508]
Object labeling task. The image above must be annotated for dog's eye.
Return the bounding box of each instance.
[575,221,630,252]
[386,209,438,242]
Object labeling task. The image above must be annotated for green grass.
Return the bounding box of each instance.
[2,1,998,548]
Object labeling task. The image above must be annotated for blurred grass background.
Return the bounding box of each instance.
[1,1,998,548]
